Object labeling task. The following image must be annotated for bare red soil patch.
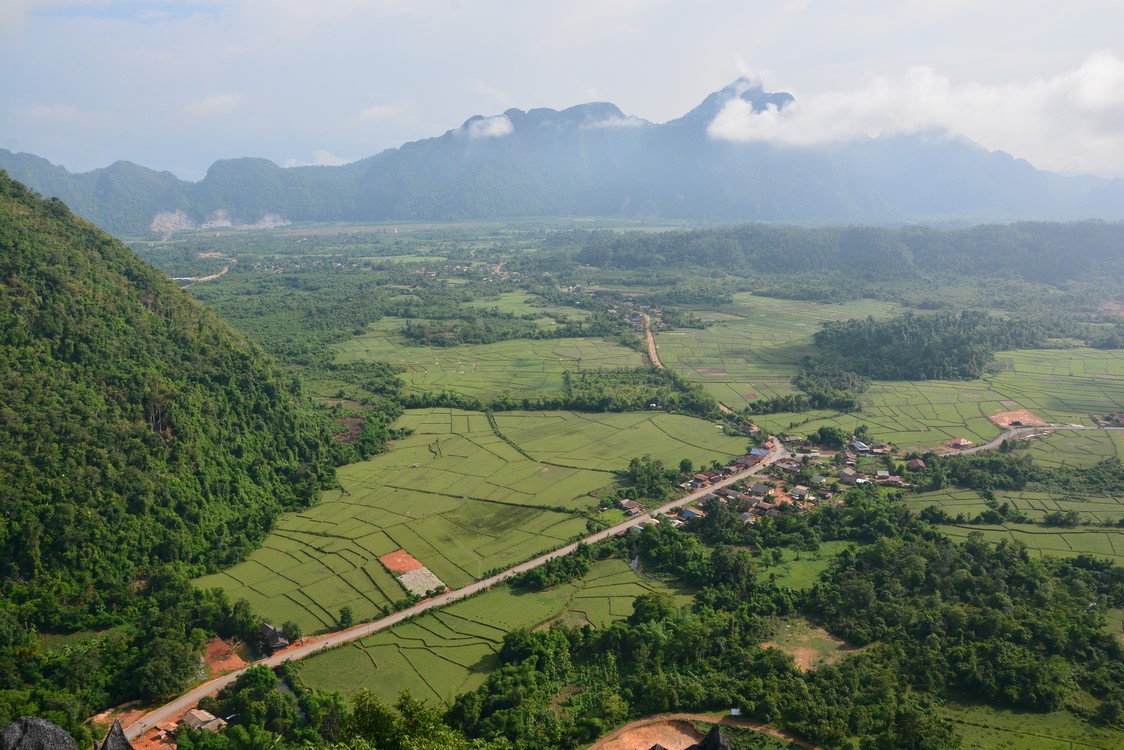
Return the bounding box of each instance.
[203,637,247,678]
[988,409,1047,428]
[380,549,425,574]
[590,719,703,750]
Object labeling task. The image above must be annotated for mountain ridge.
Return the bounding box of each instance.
[2,80,1122,235]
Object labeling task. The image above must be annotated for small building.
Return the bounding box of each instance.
[907,458,926,471]
[750,482,771,497]
[619,499,645,516]
[839,467,864,485]
[948,438,974,449]
[180,709,227,732]
[790,485,811,501]
[259,622,289,653]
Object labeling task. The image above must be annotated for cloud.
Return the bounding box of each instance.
[183,93,244,117]
[356,101,413,123]
[461,114,514,139]
[707,51,1124,175]
[283,149,353,167]
[20,102,110,126]
[581,114,649,130]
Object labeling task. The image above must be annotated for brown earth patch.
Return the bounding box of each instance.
[988,409,1047,428]
[591,719,704,750]
[334,417,364,443]
[204,637,247,678]
[761,626,850,672]
[1100,300,1124,317]
[380,549,425,575]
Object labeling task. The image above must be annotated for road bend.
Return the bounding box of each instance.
[125,444,788,739]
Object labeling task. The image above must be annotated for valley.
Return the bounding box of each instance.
[3,195,1124,750]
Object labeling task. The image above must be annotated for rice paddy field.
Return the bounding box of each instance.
[747,349,1124,452]
[903,430,1124,565]
[942,700,1124,749]
[194,408,741,632]
[334,317,643,402]
[657,293,903,406]
[296,558,692,704]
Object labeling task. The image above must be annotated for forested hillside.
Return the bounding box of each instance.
[0,171,343,626]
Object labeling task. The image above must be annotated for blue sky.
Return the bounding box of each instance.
[2,0,1123,180]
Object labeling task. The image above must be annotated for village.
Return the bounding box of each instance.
[617,433,925,531]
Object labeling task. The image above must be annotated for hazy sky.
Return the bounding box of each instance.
[3,0,1123,180]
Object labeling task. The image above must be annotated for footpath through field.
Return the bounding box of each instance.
[641,313,664,369]
[125,443,789,740]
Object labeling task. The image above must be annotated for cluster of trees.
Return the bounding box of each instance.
[401,311,624,347]
[0,175,347,737]
[401,368,719,418]
[176,665,509,750]
[510,543,596,591]
[811,311,1047,380]
[564,368,717,416]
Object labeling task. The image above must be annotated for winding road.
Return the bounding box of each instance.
[125,444,788,740]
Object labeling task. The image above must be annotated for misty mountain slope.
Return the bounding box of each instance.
[1,79,1121,235]
[0,172,336,629]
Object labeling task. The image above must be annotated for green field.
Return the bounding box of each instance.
[749,349,1124,451]
[492,410,745,471]
[1024,428,1124,468]
[335,318,643,401]
[195,409,741,632]
[657,294,902,407]
[297,558,692,704]
[765,541,859,590]
[942,699,1124,749]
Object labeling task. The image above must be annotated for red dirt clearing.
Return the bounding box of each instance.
[591,719,703,750]
[203,637,247,678]
[380,549,425,574]
[988,409,1047,428]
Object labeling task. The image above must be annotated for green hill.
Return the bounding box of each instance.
[0,171,336,629]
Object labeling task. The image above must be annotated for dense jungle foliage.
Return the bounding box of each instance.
[810,311,1048,380]
[0,174,347,739]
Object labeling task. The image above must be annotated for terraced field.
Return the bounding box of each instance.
[194,409,741,633]
[335,317,642,402]
[904,431,1124,565]
[296,558,692,704]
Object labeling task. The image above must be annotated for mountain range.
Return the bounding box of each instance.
[2,79,1122,236]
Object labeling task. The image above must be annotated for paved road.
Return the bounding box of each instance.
[125,444,787,739]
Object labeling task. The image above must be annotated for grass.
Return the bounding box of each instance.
[750,349,1124,451]
[195,408,740,632]
[296,558,693,705]
[761,616,852,672]
[763,541,858,590]
[335,318,643,402]
[942,699,1124,749]
[657,293,902,407]
[492,410,746,472]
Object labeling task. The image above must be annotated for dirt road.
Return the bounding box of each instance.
[956,424,1124,455]
[125,445,787,740]
[640,313,664,369]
